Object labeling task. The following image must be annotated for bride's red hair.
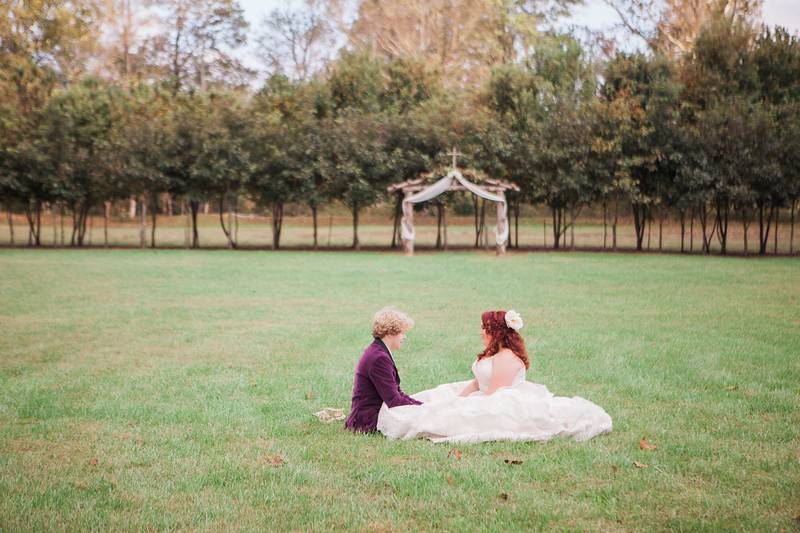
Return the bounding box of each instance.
[478,310,530,369]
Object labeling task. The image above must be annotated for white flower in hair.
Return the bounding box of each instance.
[505,310,523,330]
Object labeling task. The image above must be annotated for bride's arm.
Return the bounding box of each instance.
[458,378,479,397]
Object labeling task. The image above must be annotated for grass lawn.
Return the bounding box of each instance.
[0,250,798,531]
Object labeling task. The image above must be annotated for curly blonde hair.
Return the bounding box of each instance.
[372,306,414,338]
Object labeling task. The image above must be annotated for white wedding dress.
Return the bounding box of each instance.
[377,356,612,444]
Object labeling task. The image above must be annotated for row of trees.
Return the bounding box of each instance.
[2,1,799,254]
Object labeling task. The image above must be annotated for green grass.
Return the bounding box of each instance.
[0,250,798,531]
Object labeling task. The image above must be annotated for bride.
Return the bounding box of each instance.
[377,310,612,443]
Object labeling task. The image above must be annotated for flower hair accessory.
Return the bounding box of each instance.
[505,310,523,331]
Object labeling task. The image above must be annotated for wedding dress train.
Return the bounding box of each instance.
[377,356,612,444]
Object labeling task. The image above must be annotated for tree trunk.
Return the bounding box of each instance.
[603,201,608,249]
[612,199,618,251]
[6,203,14,245]
[569,205,575,250]
[351,201,360,250]
[757,201,773,255]
[543,218,547,248]
[25,200,42,246]
[443,203,448,250]
[632,203,647,251]
[435,202,443,249]
[551,206,562,249]
[513,197,520,249]
[679,209,685,253]
[150,192,158,248]
[689,207,694,252]
[773,207,779,254]
[70,201,77,246]
[129,196,136,219]
[219,195,236,249]
[103,201,110,248]
[790,200,796,255]
[182,199,190,248]
[473,196,480,247]
[234,199,239,245]
[714,198,729,255]
[190,200,200,248]
[272,201,284,250]
[139,194,147,248]
[311,202,319,250]
[390,194,401,249]
[60,203,65,246]
[658,210,664,252]
[742,208,751,255]
[77,201,90,246]
[698,202,716,254]
[51,203,57,246]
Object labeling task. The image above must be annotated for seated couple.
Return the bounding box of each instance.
[345,307,612,444]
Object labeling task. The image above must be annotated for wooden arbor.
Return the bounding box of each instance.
[387,153,519,255]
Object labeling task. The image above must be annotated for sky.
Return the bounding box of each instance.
[237,0,800,79]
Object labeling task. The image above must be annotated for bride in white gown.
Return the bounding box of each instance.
[377,310,612,444]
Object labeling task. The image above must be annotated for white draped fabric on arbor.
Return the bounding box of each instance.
[388,167,519,255]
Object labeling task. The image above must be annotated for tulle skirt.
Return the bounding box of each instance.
[377,379,613,444]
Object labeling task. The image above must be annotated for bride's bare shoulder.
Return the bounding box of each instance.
[495,349,525,369]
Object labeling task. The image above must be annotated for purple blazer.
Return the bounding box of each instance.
[345,338,423,433]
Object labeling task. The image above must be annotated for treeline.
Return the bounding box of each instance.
[2,4,799,254]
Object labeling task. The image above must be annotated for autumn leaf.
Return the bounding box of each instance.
[504,459,523,465]
[633,461,648,469]
[499,493,509,501]
[724,385,739,391]
[447,448,462,460]
[639,438,657,451]
[88,458,98,466]
[305,391,315,400]
[446,475,454,485]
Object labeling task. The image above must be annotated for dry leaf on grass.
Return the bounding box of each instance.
[504,459,523,465]
[725,385,739,391]
[446,475,454,485]
[499,493,509,501]
[314,407,346,423]
[305,391,315,400]
[633,461,648,469]
[88,458,98,466]
[639,438,657,451]
[261,453,285,467]
[447,448,462,460]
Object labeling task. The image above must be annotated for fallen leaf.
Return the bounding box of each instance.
[499,493,509,501]
[262,453,285,467]
[633,461,648,469]
[504,459,523,465]
[446,475,454,485]
[88,458,98,466]
[639,438,657,451]
[725,385,739,391]
[447,448,462,460]
[305,391,315,400]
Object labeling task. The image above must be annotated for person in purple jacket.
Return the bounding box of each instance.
[345,306,423,433]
